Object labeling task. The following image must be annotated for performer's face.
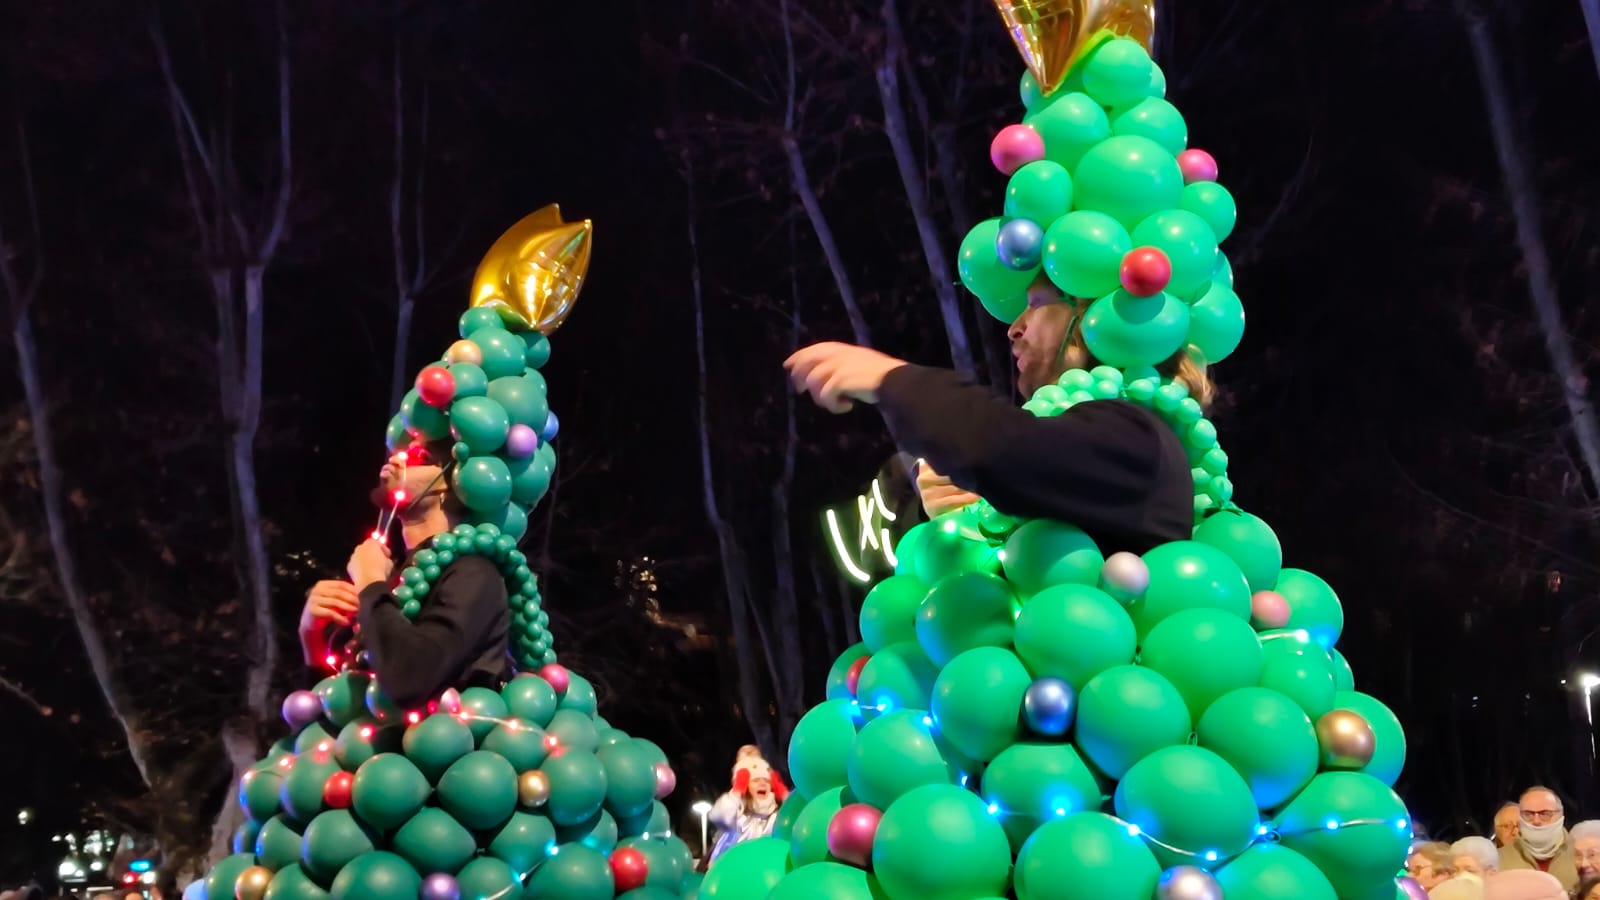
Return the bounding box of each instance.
[1008,301,1086,396]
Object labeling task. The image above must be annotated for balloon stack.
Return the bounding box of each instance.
[704,5,1417,900]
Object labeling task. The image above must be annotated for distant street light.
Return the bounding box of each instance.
[17,808,31,825]
[1580,673,1600,768]
[691,800,713,858]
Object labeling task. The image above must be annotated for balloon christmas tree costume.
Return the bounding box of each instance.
[192,209,705,900]
[704,5,1416,900]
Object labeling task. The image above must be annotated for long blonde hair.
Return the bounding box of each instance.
[1057,311,1215,408]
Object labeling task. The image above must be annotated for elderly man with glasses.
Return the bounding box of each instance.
[1498,785,1580,892]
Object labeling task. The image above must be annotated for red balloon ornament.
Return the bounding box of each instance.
[1178,148,1220,184]
[1251,590,1291,630]
[845,656,870,696]
[826,803,883,868]
[322,771,353,809]
[609,847,649,892]
[415,366,457,408]
[1120,247,1172,297]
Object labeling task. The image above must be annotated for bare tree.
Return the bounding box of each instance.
[1580,0,1600,85]
[387,21,434,410]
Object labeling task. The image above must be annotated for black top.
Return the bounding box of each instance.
[876,364,1192,555]
[357,554,511,708]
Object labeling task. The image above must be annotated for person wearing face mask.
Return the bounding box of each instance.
[1498,786,1579,892]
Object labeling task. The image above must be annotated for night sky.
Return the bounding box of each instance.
[0,0,1596,872]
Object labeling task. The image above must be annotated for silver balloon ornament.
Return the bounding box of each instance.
[1100,551,1150,602]
[1157,865,1222,900]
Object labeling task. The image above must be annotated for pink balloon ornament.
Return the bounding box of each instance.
[1251,590,1291,630]
[826,803,883,868]
[538,663,571,695]
[1177,149,1219,184]
[990,125,1047,176]
[654,763,677,799]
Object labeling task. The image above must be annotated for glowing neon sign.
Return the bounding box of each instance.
[822,456,917,583]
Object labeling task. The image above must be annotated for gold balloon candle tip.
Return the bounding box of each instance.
[470,205,593,335]
[992,0,1156,95]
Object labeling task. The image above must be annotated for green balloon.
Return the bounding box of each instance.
[824,643,871,701]
[401,389,451,441]
[544,749,609,826]
[872,784,1012,900]
[616,800,670,840]
[294,721,337,755]
[301,810,378,884]
[1196,687,1318,811]
[453,456,514,513]
[1023,92,1110,171]
[487,375,550,428]
[1111,97,1187,156]
[959,218,1038,321]
[459,308,503,337]
[447,362,489,398]
[523,843,613,900]
[1273,569,1345,651]
[263,865,328,900]
[859,576,928,653]
[980,742,1104,853]
[328,852,420,900]
[620,835,685,889]
[915,572,1018,667]
[508,443,556,506]
[856,641,939,715]
[788,786,846,866]
[1139,608,1264,719]
[931,647,1031,762]
[1131,541,1252,639]
[632,737,669,768]
[280,756,340,823]
[1020,71,1045,109]
[596,728,629,750]
[768,864,881,900]
[1276,772,1411,900]
[1014,584,1136,689]
[1005,161,1075,226]
[892,524,929,577]
[617,888,677,900]
[700,836,792,899]
[1187,282,1246,365]
[1193,511,1281,594]
[385,414,409,452]
[455,857,520,900]
[335,719,395,770]
[599,741,660,819]
[1002,520,1104,596]
[466,327,527,380]
[559,672,600,714]
[524,333,552,368]
[449,396,511,454]
[1181,181,1237,242]
[316,674,370,727]
[1042,210,1132,299]
[847,710,954,809]
[1074,136,1184,231]
[1081,38,1155,110]
[1258,637,1337,719]
[437,750,518,831]
[205,854,256,900]
[1076,665,1191,779]
[548,709,600,754]
[503,675,560,727]
[391,807,477,875]
[1214,844,1337,900]
[480,720,551,772]
[351,753,430,832]
[788,700,859,798]
[1114,745,1258,868]
[1130,210,1218,299]
[255,815,304,871]
[402,713,475,782]
[1015,812,1161,900]
[1333,691,1407,786]
[771,793,808,841]
[555,808,618,854]
[240,768,284,822]
[1331,651,1356,692]
[1214,253,1234,289]
[913,522,998,584]
[1081,289,1190,369]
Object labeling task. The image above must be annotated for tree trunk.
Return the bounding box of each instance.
[1580,0,1600,86]
[237,268,276,722]
[390,292,415,410]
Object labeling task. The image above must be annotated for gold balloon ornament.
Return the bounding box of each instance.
[470,205,593,335]
[992,0,1156,96]
[234,866,273,900]
[1315,709,1377,770]
[519,769,552,807]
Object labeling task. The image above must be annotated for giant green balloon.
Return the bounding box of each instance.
[1258,637,1337,719]
[391,807,476,875]
[293,722,337,756]
[328,852,420,900]
[233,820,262,858]
[334,719,394,770]
[959,218,1039,321]
[847,710,953,810]
[479,719,551,773]
[1331,651,1355,692]
[487,375,549,428]
[262,865,329,900]
[1042,210,1132,300]
[558,673,600,715]
[240,769,284,822]
[768,864,882,900]
[1023,92,1110,171]
[449,396,511,455]
[615,800,670,840]
[402,713,475,783]
[980,742,1104,853]
[280,756,341,823]
[1131,541,1252,639]
[913,522,998,585]
[437,750,518,831]
[459,686,513,740]
[824,643,871,701]
[503,675,560,727]
[352,754,430,832]
[931,647,1031,762]
[872,784,1012,900]
[453,456,514,512]
[599,741,660,819]
[788,786,847,866]
[554,808,618,854]
[254,815,304,872]
[1111,97,1187,156]
[1114,745,1258,869]
[204,854,255,900]
[1075,665,1191,779]
[1196,687,1318,811]
[1186,282,1245,364]
[1214,844,1337,900]
[1005,161,1075,226]
[1014,812,1161,900]
[916,572,1018,667]
[1276,772,1411,900]
[1081,38,1156,110]
[860,576,929,653]
[771,793,808,842]
[548,709,600,755]
[1181,181,1238,242]
[1073,136,1183,231]
[523,844,613,900]
[316,674,369,728]
[856,641,939,715]
[508,443,556,506]
[1014,584,1136,689]
[788,699,859,798]
[544,749,610,826]
[455,857,520,900]
[1139,608,1264,719]
[1333,690,1407,786]
[1130,210,1218,299]
[1193,511,1282,594]
[1273,569,1345,651]
[401,389,451,441]
[466,327,527,380]
[892,524,929,577]
[301,810,378,884]
[1081,289,1190,369]
[699,836,792,900]
[618,836,685,890]
[1002,520,1104,596]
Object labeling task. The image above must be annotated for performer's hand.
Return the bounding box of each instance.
[301,580,361,631]
[784,342,906,414]
[346,538,394,592]
[917,461,980,518]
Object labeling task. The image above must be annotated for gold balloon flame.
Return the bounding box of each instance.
[992,0,1156,96]
[470,205,593,335]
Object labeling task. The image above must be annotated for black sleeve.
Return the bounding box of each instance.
[357,555,505,709]
[876,364,1172,535]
